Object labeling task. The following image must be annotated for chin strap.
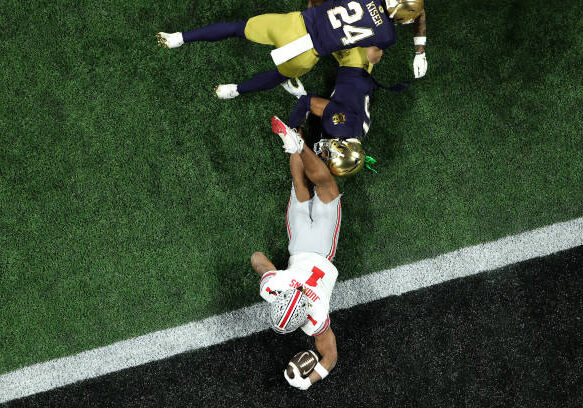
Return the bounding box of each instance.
[365,155,378,173]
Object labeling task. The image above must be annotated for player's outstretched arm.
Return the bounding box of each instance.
[251,251,277,277]
[412,8,426,53]
[412,9,427,78]
[309,96,330,118]
[298,142,339,204]
[309,327,338,384]
[281,79,329,128]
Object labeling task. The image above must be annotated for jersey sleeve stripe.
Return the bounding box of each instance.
[327,198,342,261]
[260,272,276,292]
[312,316,330,336]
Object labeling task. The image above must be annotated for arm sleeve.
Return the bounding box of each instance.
[287,94,314,129]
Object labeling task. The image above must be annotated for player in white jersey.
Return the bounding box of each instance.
[251,116,342,390]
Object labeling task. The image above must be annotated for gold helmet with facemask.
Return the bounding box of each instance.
[314,138,366,177]
[385,0,424,24]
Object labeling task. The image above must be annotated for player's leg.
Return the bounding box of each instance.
[213,13,299,98]
[286,171,313,255]
[289,153,311,202]
[245,12,320,78]
[290,147,342,261]
[217,69,290,99]
[157,22,247,48]
[159,12,305,47]
[307,147,342,261]
[178,13,301,46]
[243,13,301,46]
[156,12,289,48]
[271,116,338,203]
[310,191,342,261]
[182,21,247,42]
[298,144,339,204]
[237,70,289,93]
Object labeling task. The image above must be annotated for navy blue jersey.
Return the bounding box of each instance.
[321,67,378,140]
[302,0,396,56]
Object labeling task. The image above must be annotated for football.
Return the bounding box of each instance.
[286,350,319,379]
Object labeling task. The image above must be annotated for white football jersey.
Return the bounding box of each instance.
[260,252,338,336]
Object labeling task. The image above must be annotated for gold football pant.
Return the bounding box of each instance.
[244,12,320,78]
[332,47,374,73]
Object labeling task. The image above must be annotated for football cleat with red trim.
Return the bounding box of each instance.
[271,116,304,154]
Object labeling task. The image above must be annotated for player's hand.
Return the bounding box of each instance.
[156,32,184,49]
[283,366,312,390]
[281,78,307,99]
[413,52,427,78]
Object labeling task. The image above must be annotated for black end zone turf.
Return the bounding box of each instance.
[9,246,583,407]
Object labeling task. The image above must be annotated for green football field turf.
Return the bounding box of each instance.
[1,0,582,374]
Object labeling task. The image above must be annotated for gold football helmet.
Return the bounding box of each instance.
[385,0,424,24]
[314,138,366,177]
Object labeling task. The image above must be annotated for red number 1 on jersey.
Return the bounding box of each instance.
[305,266,325,287]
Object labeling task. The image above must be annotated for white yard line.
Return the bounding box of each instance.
[2,217,582,403]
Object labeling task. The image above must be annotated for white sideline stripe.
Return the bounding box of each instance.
[1,217,583,403]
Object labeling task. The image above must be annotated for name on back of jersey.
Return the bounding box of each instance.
[366,1,384,27]
[290,279,321,302]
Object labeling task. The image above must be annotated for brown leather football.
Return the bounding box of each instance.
[286,350,319,379]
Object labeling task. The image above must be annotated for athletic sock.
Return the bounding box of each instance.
[236,69,289,94]
[182,21,247,42]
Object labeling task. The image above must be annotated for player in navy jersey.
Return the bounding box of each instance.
[301,0,396,57]
[283,47,380,142]
[156,0,424,99]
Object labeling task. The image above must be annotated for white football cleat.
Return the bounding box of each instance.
[281,78,307,99]
[271,116,304,154]
[156,32,184,49]
[215,84,240,99]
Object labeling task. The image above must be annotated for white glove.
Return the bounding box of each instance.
[156,32,184,49]
[281,78,307,99]
[283,366,312,390]
[413,52,427,78]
